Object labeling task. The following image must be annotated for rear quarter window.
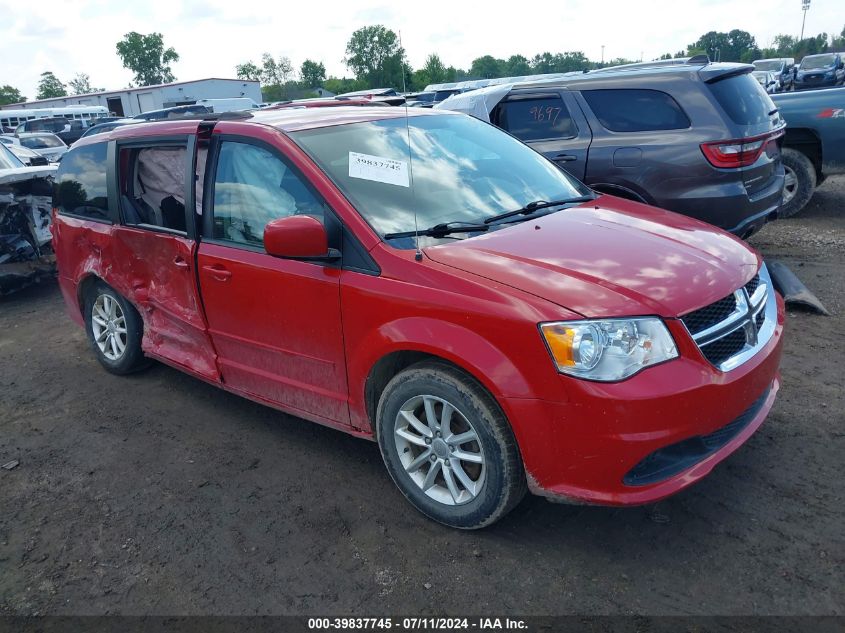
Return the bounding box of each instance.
[496,95,577,141]
[708,73,775,126]
[581,89,690,132]
[54,143,110,222]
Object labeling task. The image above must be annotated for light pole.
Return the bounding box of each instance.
[601,45,605,65]
[800,0,811,42]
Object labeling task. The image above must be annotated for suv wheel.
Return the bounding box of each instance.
[376,361,526,529]
[84,282,149,375]
[780,147,817,218]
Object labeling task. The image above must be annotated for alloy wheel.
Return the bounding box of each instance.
[91,294,128,361]
[393,394,486,506]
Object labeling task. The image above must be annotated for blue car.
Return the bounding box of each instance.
[794,53,845,90]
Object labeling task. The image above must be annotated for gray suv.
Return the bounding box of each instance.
[487,60,786,237]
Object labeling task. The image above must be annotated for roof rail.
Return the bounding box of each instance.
[590,55,712,74]
[134,110,255,124]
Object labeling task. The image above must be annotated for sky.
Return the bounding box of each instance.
[2,0,843,100]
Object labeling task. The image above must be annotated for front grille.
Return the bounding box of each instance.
[681,265,773,371]
[744,274,760,296]
[623,386,772,486]
[699,328,746,366]
[681,294,737,336]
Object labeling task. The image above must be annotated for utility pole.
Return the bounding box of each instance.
[800,0,811,42]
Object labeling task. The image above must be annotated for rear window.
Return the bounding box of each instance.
[581,89,690,132]
[754,60,784,72]
[708,73,776,126]
[21,135,65,149]
[54,143,110,222]
[496,95,577,141]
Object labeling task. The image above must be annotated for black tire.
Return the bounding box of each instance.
[376,361,526,529]
[83,281,149,375]
[780,147,817,218]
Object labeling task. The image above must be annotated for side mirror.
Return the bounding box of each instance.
[264,215,338,260]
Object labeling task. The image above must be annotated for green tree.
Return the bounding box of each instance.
[36,71,66,99]
[261,54,295,86]
[68,73,101,95]
[0,85,25,105]
[772,34,797,55]
[236,61,262,81]
[830,25,845,49]
[530,51,591,74]
[323,76,366,95]
[300,59,326,87]
[115,32,179,86]
[504,54,531,76]
[413,54,448,89]
[344,25,406,87]
[689,30,758,62]
[470,55,504,78]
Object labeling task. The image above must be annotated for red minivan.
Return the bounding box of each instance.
[52,108,784,528]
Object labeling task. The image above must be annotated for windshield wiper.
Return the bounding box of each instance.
[383,222,489,240]
[483,195,596,225]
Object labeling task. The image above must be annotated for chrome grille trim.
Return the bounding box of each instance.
[683,263,776,372]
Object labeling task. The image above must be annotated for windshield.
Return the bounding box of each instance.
[754,60,783,72]
[752,72,770,84]
[801,55,835,70]
[20,135,64,149]
[0,143,25,169]
[291,113,589,247]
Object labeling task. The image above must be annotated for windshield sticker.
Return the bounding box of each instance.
[349,152,410,187]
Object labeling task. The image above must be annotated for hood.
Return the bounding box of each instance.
[424,197,759,319]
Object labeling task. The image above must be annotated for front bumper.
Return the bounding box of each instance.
[504,292,785,506]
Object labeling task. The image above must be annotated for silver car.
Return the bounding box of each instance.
[16,132,68,162]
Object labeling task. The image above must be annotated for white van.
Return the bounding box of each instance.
[194,98,260,113]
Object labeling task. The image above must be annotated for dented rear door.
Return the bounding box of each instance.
[106,133,220,381]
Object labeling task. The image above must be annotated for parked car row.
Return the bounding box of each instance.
[753,53,845,92]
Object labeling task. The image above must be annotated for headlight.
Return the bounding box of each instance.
[539,318,678,381]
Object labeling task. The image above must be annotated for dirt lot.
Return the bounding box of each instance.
[1,178,843,617]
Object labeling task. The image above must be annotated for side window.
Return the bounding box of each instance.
[119,145,188,232]
[496,96,576,141]
[54,143,110,222]
[211,141,327,247]
[581,89,691,132]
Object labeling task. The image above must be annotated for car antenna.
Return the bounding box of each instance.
[398,30,423,262]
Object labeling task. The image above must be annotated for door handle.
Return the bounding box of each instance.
[202,264,232,281]
[553,154,577,162]
[173,256,189,269]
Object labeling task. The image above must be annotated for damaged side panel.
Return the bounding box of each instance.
[109,227,219,380]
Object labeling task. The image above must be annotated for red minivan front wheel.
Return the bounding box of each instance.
[376,361,526,529]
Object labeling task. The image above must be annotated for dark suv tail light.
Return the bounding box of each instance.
[700,130,784,168]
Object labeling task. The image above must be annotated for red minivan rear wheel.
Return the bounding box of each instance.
[376,361,526,529]
[83,282,149,375]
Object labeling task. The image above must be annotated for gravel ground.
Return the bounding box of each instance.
[1,178,843,617]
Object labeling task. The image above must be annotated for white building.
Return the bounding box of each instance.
[3,78,262,117]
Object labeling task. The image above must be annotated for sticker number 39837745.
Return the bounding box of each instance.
[349,152,410,187]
